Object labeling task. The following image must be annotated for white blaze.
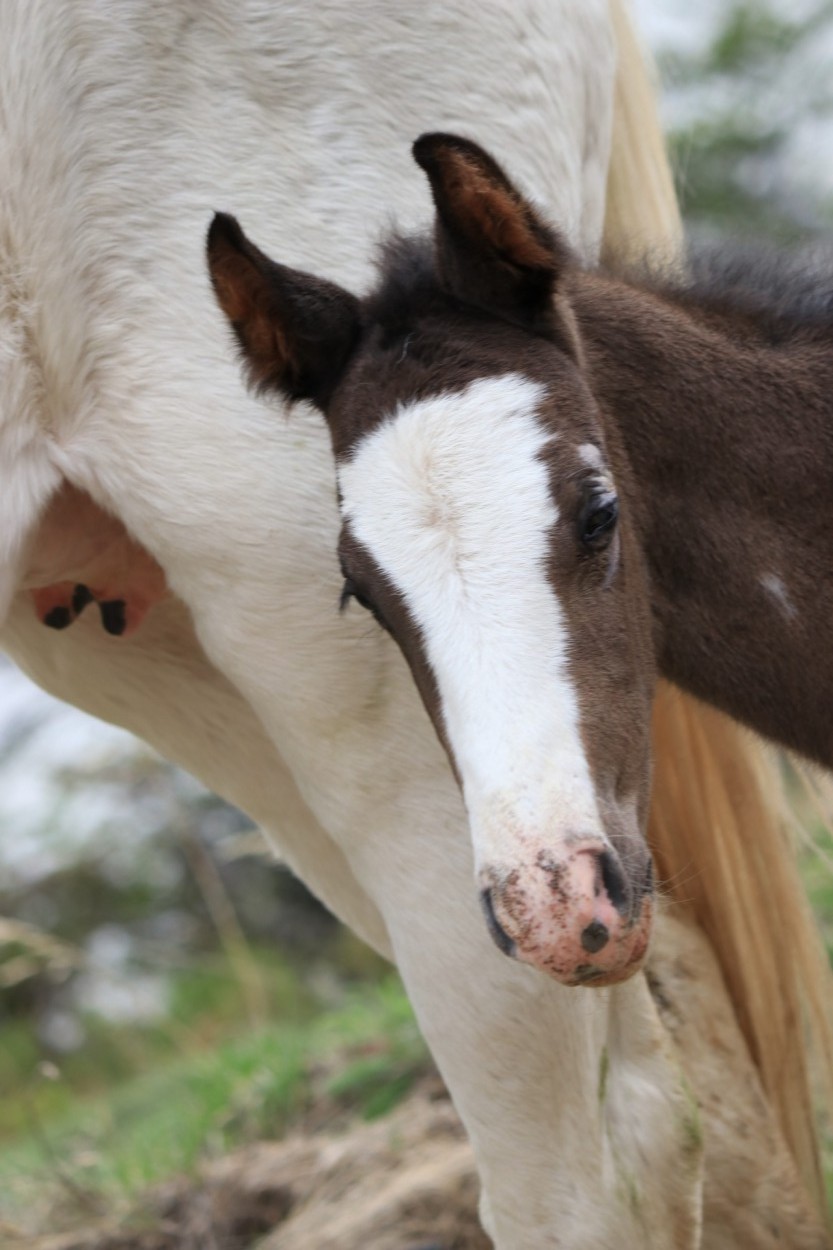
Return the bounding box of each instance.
[338,373,605,869]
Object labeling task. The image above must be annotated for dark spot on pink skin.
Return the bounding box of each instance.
[537,850,567,896]
[99,599,127,636]
[43,605,72,630]
[72,584,93,615]
[26,482,169,640]
[580,920,610,954]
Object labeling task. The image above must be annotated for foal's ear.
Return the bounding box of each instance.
[412,133,577,345]
[207,213,360,407]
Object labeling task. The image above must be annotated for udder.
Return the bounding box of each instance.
[23,482,168,637]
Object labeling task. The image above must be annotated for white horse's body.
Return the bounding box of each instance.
[0,4,825,1247]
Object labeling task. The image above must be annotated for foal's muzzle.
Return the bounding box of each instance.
[479,841,653,986]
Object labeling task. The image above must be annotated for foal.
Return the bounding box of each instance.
[208,132,833,983]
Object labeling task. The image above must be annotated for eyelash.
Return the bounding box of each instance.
[579,493,618,551]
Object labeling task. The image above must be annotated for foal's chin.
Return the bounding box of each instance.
[507,896,653,988]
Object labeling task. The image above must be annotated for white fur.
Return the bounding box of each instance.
[340,374,606,873]
[577,441,604,471]
[760,572,797,621]
[578,441,616,496]
[0,307,61,619]
[0,3,799,1246]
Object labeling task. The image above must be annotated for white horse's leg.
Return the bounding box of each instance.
[650,911,830,1250]
[331,776,704,1250]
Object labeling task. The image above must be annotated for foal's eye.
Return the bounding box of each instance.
[579,495,619,550]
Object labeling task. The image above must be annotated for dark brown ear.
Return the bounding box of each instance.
[207,213,361,406]
[412,133,576,345]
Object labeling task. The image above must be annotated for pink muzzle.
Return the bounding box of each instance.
[479,842,653,986]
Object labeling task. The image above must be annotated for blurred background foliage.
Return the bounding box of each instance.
[4,0,833,1237]
[647,0,833,238]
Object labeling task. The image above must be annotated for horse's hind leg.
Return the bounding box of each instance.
[650,910,831,1250]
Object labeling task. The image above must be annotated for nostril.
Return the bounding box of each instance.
[479,887,517,959]
[643,857,655,895]
[580,919,610,954]
[599,849,630,917]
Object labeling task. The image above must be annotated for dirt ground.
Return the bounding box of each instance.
[16,1083,490,1250]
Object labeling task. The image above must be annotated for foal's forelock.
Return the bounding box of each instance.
[338,371,607,860]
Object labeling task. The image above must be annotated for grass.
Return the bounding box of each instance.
[0,946,315,1144]
[0,963,428,1236]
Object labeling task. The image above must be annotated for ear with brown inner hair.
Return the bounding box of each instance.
[206,212,361,406]
[412,133,581,357]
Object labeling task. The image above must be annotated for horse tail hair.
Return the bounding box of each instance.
[605,0,833,1219]
[603,0,682,268]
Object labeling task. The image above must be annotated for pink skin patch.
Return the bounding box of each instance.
[481,845,652,987]
[23,482,168,638]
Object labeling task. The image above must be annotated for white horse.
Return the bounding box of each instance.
[1,3,830,1246]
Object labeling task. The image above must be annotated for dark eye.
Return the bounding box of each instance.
[579,495,618,550]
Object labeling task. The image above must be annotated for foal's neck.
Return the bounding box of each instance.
[573,265,833,766]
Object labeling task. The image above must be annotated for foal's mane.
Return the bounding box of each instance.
[364,234,441,341]
[369,230,833,354]
[627,240,833,343]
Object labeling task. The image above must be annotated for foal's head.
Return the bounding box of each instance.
[207,134,656,986]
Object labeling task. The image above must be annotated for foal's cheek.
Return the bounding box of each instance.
[562,587,654,833]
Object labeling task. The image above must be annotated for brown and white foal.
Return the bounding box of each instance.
[208,134,657,987]
[211,130,833,988]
